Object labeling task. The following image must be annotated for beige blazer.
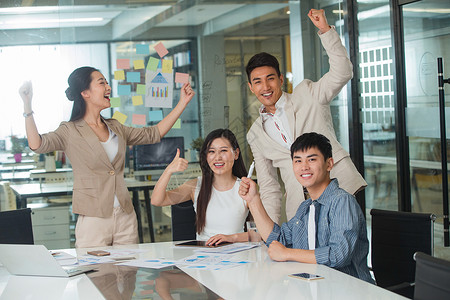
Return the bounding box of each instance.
[34,118,160,217]
[247,28,367,223]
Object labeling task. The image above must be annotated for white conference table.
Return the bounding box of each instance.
[0,242,407,300]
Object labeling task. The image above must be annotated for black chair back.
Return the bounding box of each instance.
[171,201,196,241]
[414,252,450,300]
[370,209,435,297]
[0,208,34,244]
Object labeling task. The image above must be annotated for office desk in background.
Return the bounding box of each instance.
[0,242,407,300]
[9,178,157,243]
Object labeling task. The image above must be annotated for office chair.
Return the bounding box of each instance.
[170,201,196,241]
[370,209,436,298]
[0,208,34,244]
[413,252,450,300]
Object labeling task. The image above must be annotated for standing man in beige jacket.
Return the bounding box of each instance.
[246,9,366,223]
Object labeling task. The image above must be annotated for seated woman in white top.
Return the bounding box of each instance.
[151,129,249,245]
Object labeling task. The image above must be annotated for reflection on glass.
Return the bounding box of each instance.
[402,0,450,257]
[88,264,222,300]
[358,0,397,212]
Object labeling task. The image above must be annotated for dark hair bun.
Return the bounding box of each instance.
[65,87,75,101]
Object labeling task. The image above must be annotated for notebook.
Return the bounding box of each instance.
[0,244,97,277]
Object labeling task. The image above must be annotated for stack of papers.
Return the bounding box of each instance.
[117,253,252,271]
[194,242,259,254]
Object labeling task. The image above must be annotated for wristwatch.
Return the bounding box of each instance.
[23,111,34,118]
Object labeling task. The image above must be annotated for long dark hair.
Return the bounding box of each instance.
[65,66,99,121]
[196,129,247,234]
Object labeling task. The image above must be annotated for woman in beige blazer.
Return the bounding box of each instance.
[19,66,194,247]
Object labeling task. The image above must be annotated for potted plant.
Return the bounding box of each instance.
[10,135,24,163]
[190,136,204,161]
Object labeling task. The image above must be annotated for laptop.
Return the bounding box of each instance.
[0,244,97,277]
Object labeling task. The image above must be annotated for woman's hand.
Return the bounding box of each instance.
[166,148,188,174]
[179,83,195,106]
[206,234,235,246]
[19,81,33,106]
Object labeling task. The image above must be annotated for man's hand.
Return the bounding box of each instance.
[166,148,188,174]
[239,177,259,204]
[268,240,289,261]
[307,9,331,34]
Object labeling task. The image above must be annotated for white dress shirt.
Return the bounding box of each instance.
[259,92,293,149]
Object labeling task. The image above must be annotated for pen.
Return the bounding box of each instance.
[247,161,255,178]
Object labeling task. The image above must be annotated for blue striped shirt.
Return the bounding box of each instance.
[266,179,374,283]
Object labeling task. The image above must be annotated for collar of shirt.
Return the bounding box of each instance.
[303,178,340,209]
[259,92,287,122]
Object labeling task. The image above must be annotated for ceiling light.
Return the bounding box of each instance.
[5,17,104,25]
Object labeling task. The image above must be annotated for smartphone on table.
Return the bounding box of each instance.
[289,273,324,281]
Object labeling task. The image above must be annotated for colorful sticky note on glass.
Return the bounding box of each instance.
[136,84,146,95]
[162,59,173,73]
[112,111,127,124]
[149,110,163,122]
[172,118,181,129]
[175,72,189,84]
[132,114,146,126]
[118,85,131,96]
[132,95,143,106]
[109,97,121,107]
[147,57,159,71]
[154,42,169,58]
[114,70,125,81]
[133,60,145,70]
[116,59,130,69]
[126,72,140,83]
[136,44,150,55]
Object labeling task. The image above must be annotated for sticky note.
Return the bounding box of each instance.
[109,97,121,107]
[112,111,127,124]
[172,118,181,129]
[116,59,130,69]
[132,95,143,106]
[154,42,169,58]
[149,110,163,122]
[118,85,131,96]
[136,84,146,95]
[126,72,141,83]
[136,44,150,55]
[175,72,189,84]
[162,59,173,73]
[133,60,145,70]
[114,70,125,81]
[132,114,146,126]
[147,57,159,71]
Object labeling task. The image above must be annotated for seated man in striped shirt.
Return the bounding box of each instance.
[239,132,373,283]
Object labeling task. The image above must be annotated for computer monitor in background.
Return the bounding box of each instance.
[133,137,184,177]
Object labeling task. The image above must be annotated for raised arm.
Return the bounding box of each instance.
[239,177,274,241]
[156,83,194,138]
[151,148,195,206]
[19,81,42,150]
[248,132,283,223]
[299,9,353,106]
[307,9,331,34]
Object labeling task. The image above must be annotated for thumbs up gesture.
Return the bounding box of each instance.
[167,148,188,174]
